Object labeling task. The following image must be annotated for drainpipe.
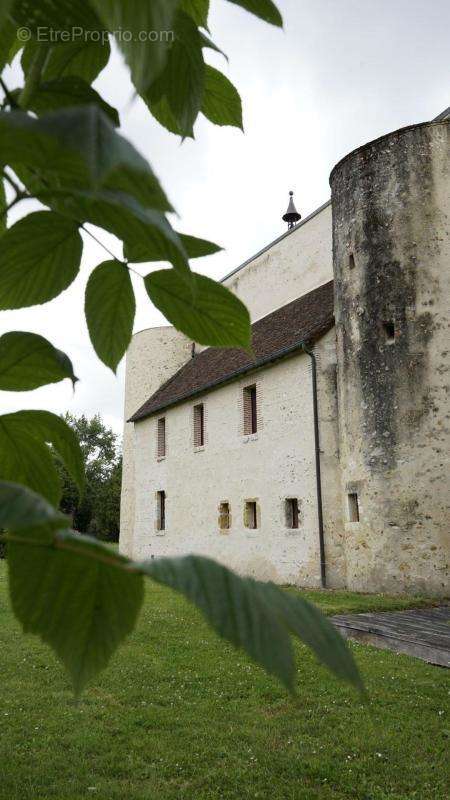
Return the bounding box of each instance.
[301,343,326,588]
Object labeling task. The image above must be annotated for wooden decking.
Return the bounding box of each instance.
[331,606,450,667]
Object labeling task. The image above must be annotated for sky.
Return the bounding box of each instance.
[1,0,449,434]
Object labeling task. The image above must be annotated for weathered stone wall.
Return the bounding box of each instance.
[130,329,345,588]
[119,327,191,555]
[331,120,449,595]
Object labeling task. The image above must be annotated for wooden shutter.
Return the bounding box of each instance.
[157,417,166,457]
[193,404,204,447]
[243,385,257,434]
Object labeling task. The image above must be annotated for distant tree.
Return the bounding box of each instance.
[55,413,122,541]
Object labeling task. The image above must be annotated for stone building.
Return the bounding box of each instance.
[120,112,449,596]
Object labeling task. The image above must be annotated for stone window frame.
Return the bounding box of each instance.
[218,501,231,533]
[238,377,264,441]
[244,498,260,531]
[191,401,208,452]
[156,416,166,461]
[155,489,166,534]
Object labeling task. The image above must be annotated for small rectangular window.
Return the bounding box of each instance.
[245,500,258,530]
[243,384,257,435]
[157,417,166,458]
[218,502,230,530]
[383,321,395,343]
[348,492,359,522]
[285,498,299,529]
[193,403,204,447]
[349,253,355,270]
[157,490,166,530]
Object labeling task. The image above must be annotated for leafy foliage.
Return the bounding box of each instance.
[225,0,283,27]
[4,524,362,696]
[0,0,362,702]
[0,331,77,390]
[202,64,243,129]
[55,414,122,542]
[0,411,84,504]
[7,527,144,696]
[145,269,252,348]
[27,77,120,125]
[0,211,83,309]
[85,260,135,372]
[0,481,69,530]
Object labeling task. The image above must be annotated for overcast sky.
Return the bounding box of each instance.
[1,0,448,434]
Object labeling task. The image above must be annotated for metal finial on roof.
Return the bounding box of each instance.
[282,190,301,230]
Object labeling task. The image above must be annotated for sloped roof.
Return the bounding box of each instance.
[129,280,334,422]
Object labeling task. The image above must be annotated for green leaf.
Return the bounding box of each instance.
[145,10,205,137]
[202,65,243,129]
[145,93,185,137]
[0,0,13,27]
[90,0,179,94]
[145,269,251,348]
[0,14,16,72]
[199,31,228,61]
[0,331,77,391]
[0,421,61,505]
[0,410,85,501]
[0,178,6,233]
[55,189,188,273]
[141,555,363,694]
[0,481,69,531]
[180,0,210,29]
[22,38,111,84]
[259,585,364,693]
[85,260,136,372]
[0,211,82,309]
[0,107,172,213]
[27,77,120,126]
[11,0,104,34]
[140,555,296,690]
[126,231,221,262]
[7,528,144,695]
[225,0,283,27]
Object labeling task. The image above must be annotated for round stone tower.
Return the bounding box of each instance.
[330,118,449,595]
[119,326,191,557]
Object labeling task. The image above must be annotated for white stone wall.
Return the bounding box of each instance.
[119,326,191,555]
[130,330,345,588]
[223,202,332,322]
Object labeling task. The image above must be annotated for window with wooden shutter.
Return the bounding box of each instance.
[243,384,257,435]
[193,403,204,447]
[157,417,166,458]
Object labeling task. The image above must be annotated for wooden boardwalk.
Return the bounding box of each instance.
[331,606,450,667]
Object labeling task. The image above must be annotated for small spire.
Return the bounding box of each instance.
[282,190,301,230]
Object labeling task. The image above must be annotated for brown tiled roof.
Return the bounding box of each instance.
[130,280,334,422]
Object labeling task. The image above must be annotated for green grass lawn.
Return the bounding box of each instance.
[0,557,448,800]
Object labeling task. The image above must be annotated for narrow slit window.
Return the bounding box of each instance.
[218,502,230,530]
[285,498,299,529]
[157,417,166,458]
[349,253,355,270]
[383,320,395,343]
[243,384,257,435]
[245,501,258,530]
[348,492,360,522]
[157,490,166,530]
[193,403,205,447]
